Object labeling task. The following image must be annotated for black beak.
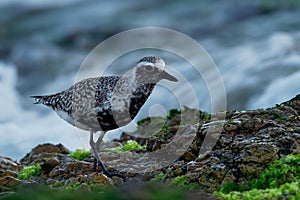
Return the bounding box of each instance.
[160,71,178,82]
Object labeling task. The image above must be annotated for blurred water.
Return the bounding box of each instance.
[0,0,300,159]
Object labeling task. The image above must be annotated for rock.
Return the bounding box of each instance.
[0,157,22,192]
[0,156,21,175]
[87,173,115,189]
[101,141,122,149]
[40,156,60,175]
[111,176,124,186]
[48,157,94,179]
[166,161,185,177]
[223,120,241,131]
[18,179,40,191]
[0,176,21,192]
[242,118,268,131]
[20,143,70,165]
[0,191,15,198]
[167,114,181,127]
[236,143,278,163]
[74,183,91,192]
[161,95,300,192]
[117,132,147,146]
[0,170,18,179]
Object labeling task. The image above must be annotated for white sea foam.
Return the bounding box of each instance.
[0,62,90,159]
[248,71,300,109]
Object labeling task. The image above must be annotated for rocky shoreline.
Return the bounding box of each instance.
[0,94,299,199]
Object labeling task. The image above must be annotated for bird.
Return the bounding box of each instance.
[31,56,178,178]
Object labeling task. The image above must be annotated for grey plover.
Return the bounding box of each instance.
[31,56,178,177]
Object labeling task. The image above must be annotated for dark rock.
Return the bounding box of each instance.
[0,176,21,192]
[0,157,22,192]
[0,156,21,174]
[40,156,60,175]
[86,173,115,189]
[48,157,94,179]
[20,143,70,165]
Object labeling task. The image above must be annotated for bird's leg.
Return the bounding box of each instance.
[89,130,107,173]
[89,130,125,178]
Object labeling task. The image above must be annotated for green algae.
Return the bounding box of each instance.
[69,149,91,160]
[17,165,42,180]
[107,140,146,153]
[214,154,300,199]
[169,175,200,191]
[151,172,167,182]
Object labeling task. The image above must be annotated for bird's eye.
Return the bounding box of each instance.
[145,65,153,71]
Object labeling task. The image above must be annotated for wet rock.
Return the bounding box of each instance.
[0,176,21,192]
[111,176,124,186]
[236,143,278,163]
[223,120,241,131]
[166,161,185,177]
[18,179,40,191]
[101,141,122,149]
[74,183,91,192]
[118,132,147,146]
[161,95,300,192]
[0,170,18,179]
[20,143,70,165]
[0,156,21,174]
[48,157,94,179]
[0,191,15,198]
[167,114,181,127]
[0,157,22,192]
[87,173,115,189]
[40,156,60,175]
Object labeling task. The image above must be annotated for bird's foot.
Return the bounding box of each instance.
[102,170,125,179]
[164,158,180,169]
[93,158,125,179]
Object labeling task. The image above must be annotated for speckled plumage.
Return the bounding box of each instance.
[31,56,177,177]
[32,76,155,131]
[31,56,177,132]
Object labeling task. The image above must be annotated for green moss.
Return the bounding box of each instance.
[69,149,91,160]
[108,140,146,153]
[17,165,42,180]
[258,109,266,115]
[65,182,81,191]
[249,154,300,190]
[215,154,300,199]
[53,180,64,188]
[154,125,169,136]
[169,176,200,191]
[214,181,300,200]
[197,110,211,121]
[219,182,244,194]
[122,140,146,151]
[167,109,181,120]
[137,117,151,126]
[151,172,167,182]
[271,112,289,123]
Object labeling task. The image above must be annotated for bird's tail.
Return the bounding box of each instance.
[30,95,50,105]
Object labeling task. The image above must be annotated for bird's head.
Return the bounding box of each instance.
[135,56,178,83]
